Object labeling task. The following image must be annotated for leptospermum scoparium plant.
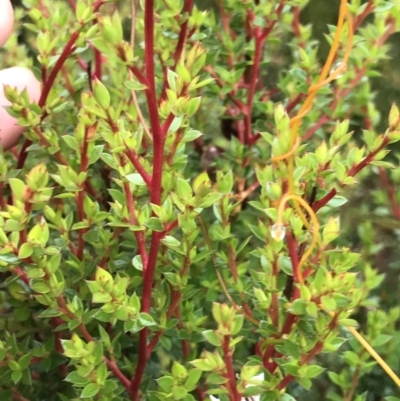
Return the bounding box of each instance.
[1,0,400,400]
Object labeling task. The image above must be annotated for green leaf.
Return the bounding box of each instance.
[186,369,202,389]
[9,178,25,202]
[290,299,307,315]
[18,243,33,259]
[80,383,100,398]
[374,2,394,12]
[11,370,22,384]
[30,282,51,294]
[321,295,336,311]
[65,371,90,385]
[62,135,79,151]
[126,173,146,186]
[190,359,213,371]
[326,195,348,208]
[145,217,164,232]
[169,116,184,133]
[125,80,147,91]
[303,365,325,378]
[182,129,203,143]
[158,376,174,392]
[177,178,193,201]
[92,292,112,303]
[161,236,181,248]
[8,360,21,371]
[132,255,143,271]
[92,78,110,109]
[202,330,222,346]
[139,312,156,326]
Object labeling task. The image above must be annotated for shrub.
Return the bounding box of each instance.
[1,1,400,401]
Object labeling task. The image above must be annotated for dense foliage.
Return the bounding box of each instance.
[2,1,400,401]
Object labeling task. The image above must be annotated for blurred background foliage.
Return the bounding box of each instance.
[4,1,400,400]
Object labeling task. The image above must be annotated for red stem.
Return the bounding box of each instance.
[12,266,130,389]
[125,149,152,187]
[173,0,194,68]
[379,168,400,220]
[160,0,194,101]
[244,28,264,144]
[353,1,374,31]
[269,259,279,327]
[223,336,240,401]
[286,230,300,283]
[130,0,165,398]
[94,47,102,80]
[313,138,390,212]
[77,126,90,260]
[122,181,148,270]
[66,0,76,10]
[286,93,306,115]
[17,29,80,169]
[0,182,4,209]
[52,317,69,377]
[146,291,181,355]
[303,114,330,140]
[57,295,131,390]
[17,1,105,169]
[276,342,323,390]
[347,137,389,177]
[292,6,301,38]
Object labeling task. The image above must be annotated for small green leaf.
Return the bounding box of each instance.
[139,312,156,326]
[126,173,146,186]
[125,80,147,91]
[80,383,100,398]
[18,243,33,259]
[202,330,222,346]
[11,370,22,384]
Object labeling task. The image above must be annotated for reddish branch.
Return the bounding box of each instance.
[379,168,400,220]
[303,114,330,140]
[353,1,374,31]
[276,342,324,390]
[122,180,148,269]
[66,0,76,11]
[243,1,285,144]
[223,336,241,401]
[313,137,390,212]
[276,315,338,391]
[125,149,152,187]
[173,0,194,68]
[286,230,300,283]
[17,0,105,169]
[292,6,301,38]
[17,30,80,169]
[146,290,181,355]
[11,263,130,392]
[56,295,131,390]
[160,0,194,101]
[130,0,167,398]
[94,46,102,80]
[76,126,91,260]
[269,259,279,327]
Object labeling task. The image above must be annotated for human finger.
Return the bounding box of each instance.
[0,67,41,150]
[0,0,14,47]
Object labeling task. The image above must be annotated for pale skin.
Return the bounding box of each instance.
[0,0,41,151]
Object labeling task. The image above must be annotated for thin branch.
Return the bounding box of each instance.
[129,0,153,141]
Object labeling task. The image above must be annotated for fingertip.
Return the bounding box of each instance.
[0,67,41,151]
[0,0,14,48]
